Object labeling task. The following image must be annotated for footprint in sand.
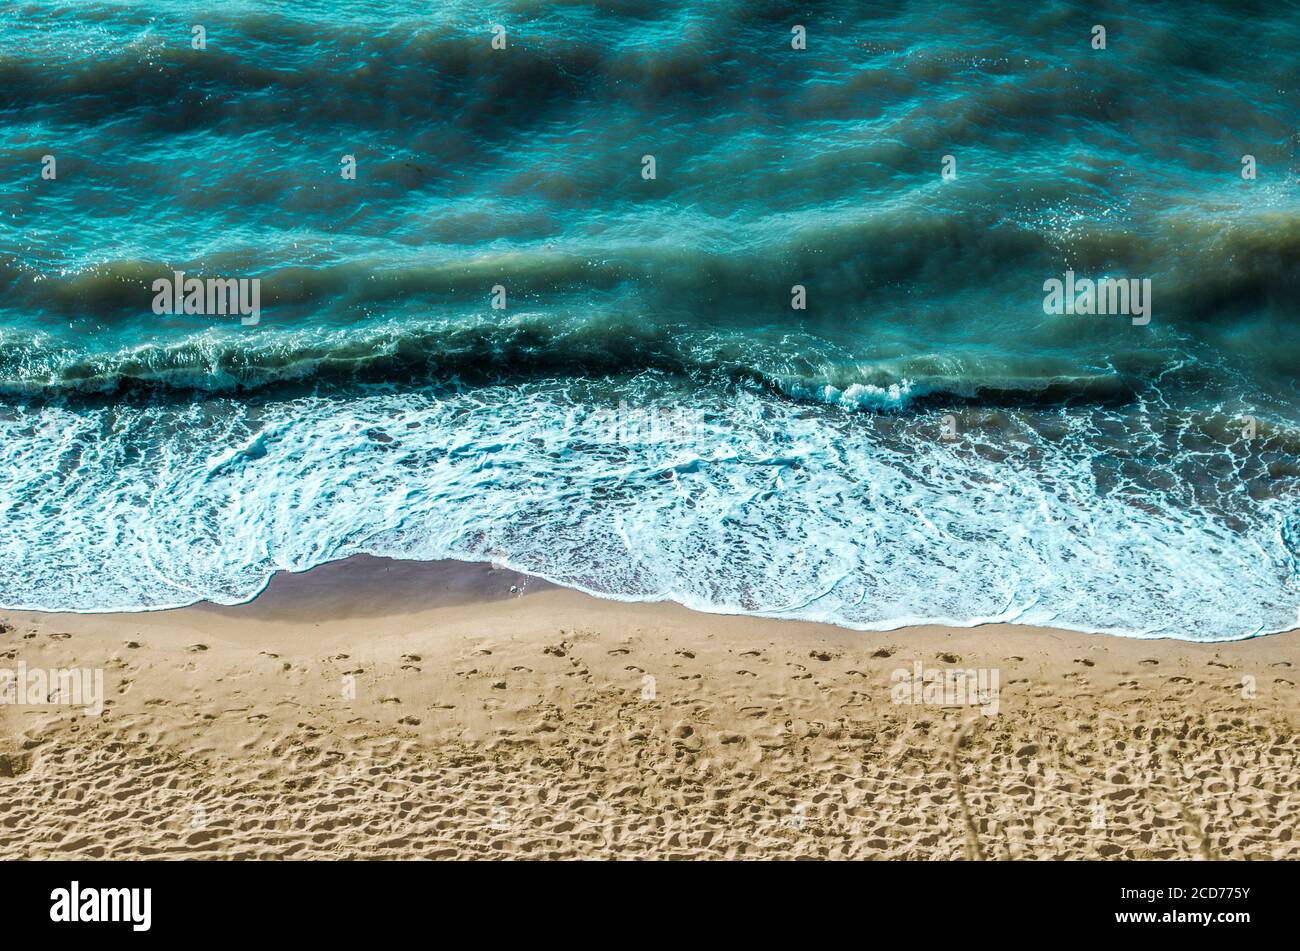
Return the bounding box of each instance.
[188,644,209,653]
[0,751,34,778]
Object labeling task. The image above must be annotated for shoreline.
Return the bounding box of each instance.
[2,556,1297,859]
[10,553,1296,644]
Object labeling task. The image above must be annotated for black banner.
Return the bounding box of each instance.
[0,859,1285,939]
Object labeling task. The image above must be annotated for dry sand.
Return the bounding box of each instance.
[1,556,1296,860]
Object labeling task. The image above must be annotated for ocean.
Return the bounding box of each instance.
[1,0,1297,639]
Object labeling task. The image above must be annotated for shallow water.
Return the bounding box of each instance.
[1,1,1298,638]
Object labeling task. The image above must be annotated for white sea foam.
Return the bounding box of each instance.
[0,380,1294,642]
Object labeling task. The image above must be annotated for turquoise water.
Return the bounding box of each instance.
[1,1,1298,638]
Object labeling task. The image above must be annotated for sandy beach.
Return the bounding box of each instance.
[1,555,1295,860]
